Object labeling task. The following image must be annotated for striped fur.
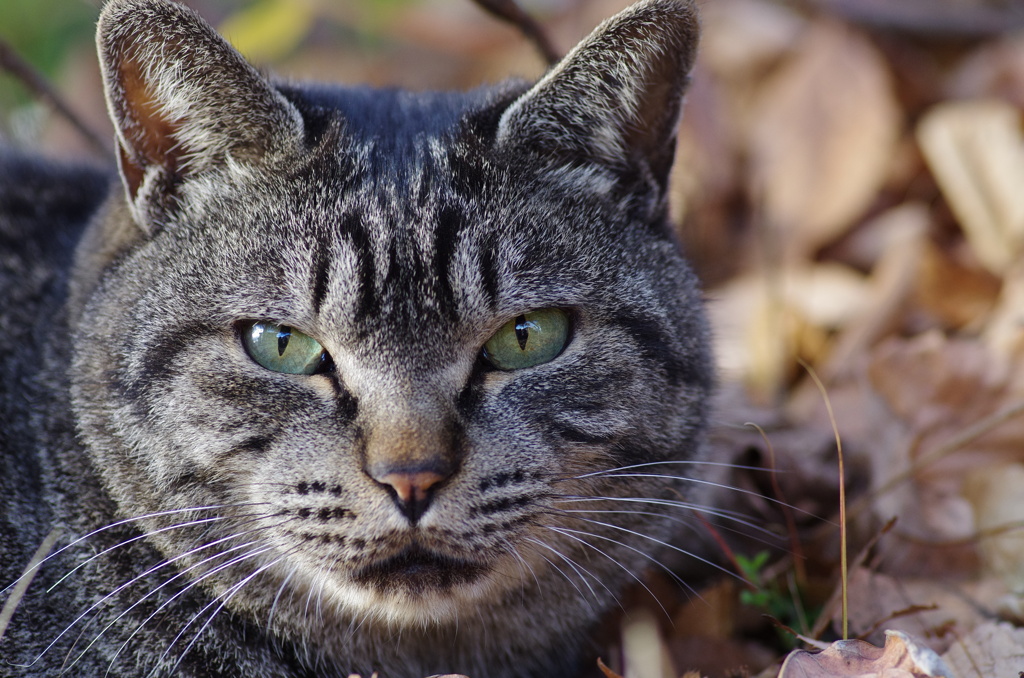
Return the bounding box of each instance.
[0,0,709,676]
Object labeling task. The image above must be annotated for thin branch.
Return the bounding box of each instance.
[469,0,561,66]
[0,38,111,159]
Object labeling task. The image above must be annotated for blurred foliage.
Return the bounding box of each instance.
[0,0,422,141]
[0,0,95,79]
[0,0,95,113]
[218,0,318,63]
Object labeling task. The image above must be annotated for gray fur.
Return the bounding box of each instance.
[0,1,709,676]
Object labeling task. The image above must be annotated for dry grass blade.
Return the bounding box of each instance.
[0,528,61,642]
[800,361,848,640]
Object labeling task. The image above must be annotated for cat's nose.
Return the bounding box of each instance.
[362,411,457,524]
[370,467,447,524]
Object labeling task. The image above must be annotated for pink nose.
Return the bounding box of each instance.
[370,469,447,523]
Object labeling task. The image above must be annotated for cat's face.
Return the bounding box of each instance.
[70,0,708,638]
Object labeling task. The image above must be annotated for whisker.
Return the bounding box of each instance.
[552,496,778,536]
[27,517,290,671]
[571,516,745,583]
[266,564,298,632]
[138,541,288,678]
[552,524,701,598]
[164,547,297,676]
[522,539,590,603]
[116,543,277,678]
[522,536,610,611]
[49,507,289,594]
[47,515,230,593]
[542,525,671,618]
[577,474,830,523]
[108,523,297,675]
[496,539,537,604]
[48,510,284,602]
[0,505,262,597]
[79,538,275,676]
[567,460,775,481]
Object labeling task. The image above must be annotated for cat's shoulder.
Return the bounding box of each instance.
[0,149,113,362]
[0,149,113,256]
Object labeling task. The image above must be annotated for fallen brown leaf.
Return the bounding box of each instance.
[748,19,900,258]
[863,332,1024,553]
[778,630,952,677]
[621,607,676,678]
[839,566,1004,653]
[962,463,1024,595]
[917,100,1024,275]
[942,622,1024,677]
[709,263,870,401]
[937,626,1024,678]
[948,32,1024,109]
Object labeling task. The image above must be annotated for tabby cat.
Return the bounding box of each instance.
[0,0,711,676]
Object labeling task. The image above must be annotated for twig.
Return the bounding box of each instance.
[0,38,111,159]
[857,604,938,641]
[469,0,560,66]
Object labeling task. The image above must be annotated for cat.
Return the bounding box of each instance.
[0,0,711,676]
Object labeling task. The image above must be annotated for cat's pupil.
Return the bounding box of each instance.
[514,315,529,350]
[277,326,291,356]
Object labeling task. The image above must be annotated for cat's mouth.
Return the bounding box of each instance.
[352,545,487,594]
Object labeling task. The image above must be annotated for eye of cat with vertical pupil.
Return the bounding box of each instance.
[240,321,331,375]
[482,309,570,371]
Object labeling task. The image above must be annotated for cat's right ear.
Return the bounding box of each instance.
[97,0,304,231]
[496,0,698,195]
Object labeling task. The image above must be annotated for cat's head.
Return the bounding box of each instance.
[71,0,707,644]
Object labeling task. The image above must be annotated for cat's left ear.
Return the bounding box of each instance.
[97,0,305,230]
[497,0,698,190]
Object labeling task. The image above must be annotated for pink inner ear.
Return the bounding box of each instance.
[118,56,182,198]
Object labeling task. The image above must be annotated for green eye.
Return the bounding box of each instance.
[241,321,330,375]
[482,309,570,371]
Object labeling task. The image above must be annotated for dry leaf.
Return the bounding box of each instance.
[748,20,900,258]
[948,33,1024,109]
[839,567,1003,653]
[982,260,1024,359]
[917,99,1024,275]
[815,204,929,383]
[863,332,1024,549]
[709,263,869,399]
[914,240,1001,331]
[218,0,315,64]
[778,630,952,678]
[942,622,1024,677]
[962,463,1024,594]
[621,607,676,678]
[700,0,805,78]
[673,65,739,233]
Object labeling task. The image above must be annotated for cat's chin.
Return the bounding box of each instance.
[351,545,487,594]
[291,546,502,627]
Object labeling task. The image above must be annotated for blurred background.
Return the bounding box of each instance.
[5,0,1024,675]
